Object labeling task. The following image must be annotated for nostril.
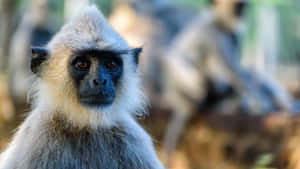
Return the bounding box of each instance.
[102,79,107,85]
[93,79,100,86]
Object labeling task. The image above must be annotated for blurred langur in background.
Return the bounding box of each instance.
[109,0,196,109]
[9,0,53,106]
[162,0,298,165]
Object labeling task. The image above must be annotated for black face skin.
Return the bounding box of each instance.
[68,49,124,107]
[234,1,247,18]
[31,47,142,108]
[210,0,248,18]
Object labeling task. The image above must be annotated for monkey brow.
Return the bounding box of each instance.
[74,48,132,58]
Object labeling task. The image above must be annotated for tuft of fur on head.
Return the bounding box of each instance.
[28,5,147,129]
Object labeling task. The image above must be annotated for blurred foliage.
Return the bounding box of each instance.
[173,0,208,9]
[278,1,300,64]
[50,0,65,26]
[51,0,115,22]
[245,0,300,64]
[9,0,208,25]
[252,154,275,169]
[13,0,116,25]
[95,0,115,16]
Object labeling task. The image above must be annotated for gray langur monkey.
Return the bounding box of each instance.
[162,0,295,165]
[0,5,164,169]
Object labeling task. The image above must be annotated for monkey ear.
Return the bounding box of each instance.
[31,47,49,75]
[131,48,142,65]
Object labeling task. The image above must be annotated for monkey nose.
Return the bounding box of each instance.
[90,78,107,87]
[93,79,100,86]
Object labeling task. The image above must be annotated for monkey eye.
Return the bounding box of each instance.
[103,60,119,71]
[74,58,90,71]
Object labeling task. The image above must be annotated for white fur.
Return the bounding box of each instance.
[48,5,129,51]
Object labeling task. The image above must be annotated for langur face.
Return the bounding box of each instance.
[31,46,141,110]
[68,49,124,107]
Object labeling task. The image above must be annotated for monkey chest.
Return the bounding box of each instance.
[25,128,152,169]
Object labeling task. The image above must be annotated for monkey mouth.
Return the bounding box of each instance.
[79,95,114,107]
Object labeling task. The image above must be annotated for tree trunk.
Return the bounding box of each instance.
[0,0,16,73]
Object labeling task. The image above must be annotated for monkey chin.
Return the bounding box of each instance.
[79,95,115,109]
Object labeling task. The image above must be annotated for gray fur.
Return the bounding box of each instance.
[0,113,163,169]
[19,116,156,169]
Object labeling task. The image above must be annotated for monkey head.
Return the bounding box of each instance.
[211,0,248,32]
[30,5,145,128]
